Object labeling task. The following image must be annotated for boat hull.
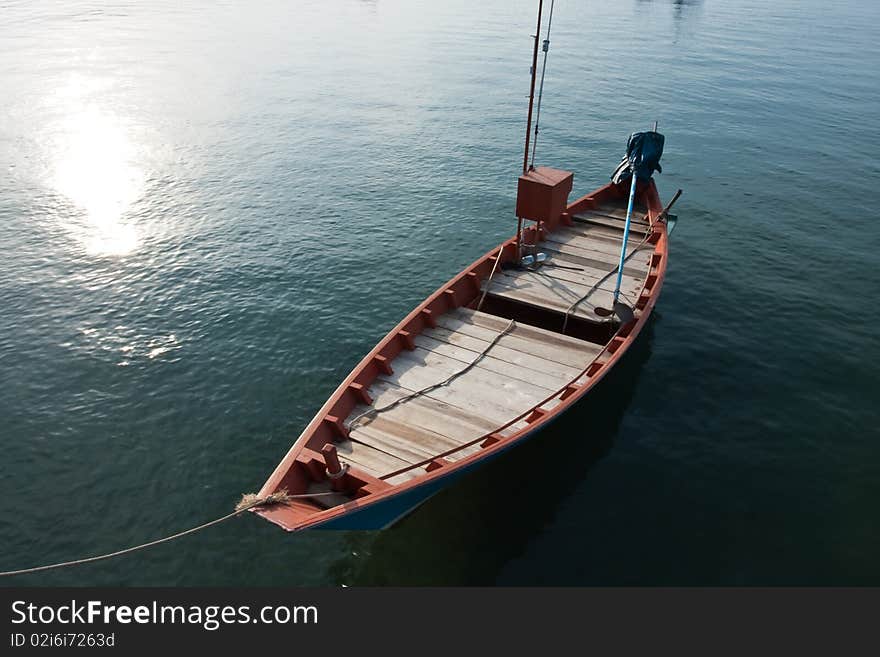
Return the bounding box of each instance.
[255,178,670,532]
[304,405,568,530]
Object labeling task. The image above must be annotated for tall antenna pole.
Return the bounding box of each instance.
[522,0,544,175]
[517,0,544,260]
[530,0,555,170]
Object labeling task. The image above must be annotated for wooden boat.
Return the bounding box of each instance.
[254,4,678,531]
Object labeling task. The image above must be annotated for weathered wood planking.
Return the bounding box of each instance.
[373,356,531,425]
[542,228,651,260]
[571,211,649,234]
[539,244,648,280]
[336,438,421,480]
[556,222,644,245]
[486,268,642,312]
[351,421,453,464]
[353,380,497,441]
[595,203,649,220]
[540,240,651,276]
[413,333,581,381]
[517,260,643,298]
[498,255,644,298]
[336,305,610,476]
[422,324,584,371]
[412,337,571,390]
[385,351,549,414]
[357,415,467,453]
[457,308,601,353]
[335,302,613,480]
[540,231,649,265]
[306,480,354,509]
[434,312,598,366]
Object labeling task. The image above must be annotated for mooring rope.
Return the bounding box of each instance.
[1,318,517,578]
[0,490,336,578]
[348,318,517,429]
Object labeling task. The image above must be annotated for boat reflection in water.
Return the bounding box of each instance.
[333,318,657,585]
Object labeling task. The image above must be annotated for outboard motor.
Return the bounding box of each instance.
[611,131,665,184]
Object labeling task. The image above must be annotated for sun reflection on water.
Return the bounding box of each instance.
[64,326,182,366]
[51,78,145,256]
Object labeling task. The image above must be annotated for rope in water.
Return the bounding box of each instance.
[348,318,517,429]
[0,490,338,578]
[1,319,519,578]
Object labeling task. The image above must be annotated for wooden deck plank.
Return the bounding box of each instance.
[414,331,583,379]
[541,238,639,266]
[484,276,639,320]
[489,269,637,310]
[431,315,597,367]
[595,203,650,220]
[555,222,644,245]
[456,308,602,352]
[305,481,353,509]
[412,336,570,390]
[375,359,532,424]
[336,438,418,479]
[539,244,649,280]
[519,260,643,294]
[353,380,498,438]
[571,211,649,234]
[353,380,497,442]
[414,332,579,383]
[354,416,467,454]
[403,347,555,398]
[497,262,643,300]
[384,350,549,411]
[361,414,468,456]
[350,423,441,464]
[542,228,651,259]
[436,311,594,355]
[540,240,650,276]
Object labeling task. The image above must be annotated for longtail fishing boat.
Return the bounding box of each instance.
[254,1,681,531]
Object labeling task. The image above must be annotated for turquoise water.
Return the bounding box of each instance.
[1,0,878,585]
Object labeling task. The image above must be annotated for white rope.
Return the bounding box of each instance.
[0,490,335,578]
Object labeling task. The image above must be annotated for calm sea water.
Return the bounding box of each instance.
[1,0,878,585]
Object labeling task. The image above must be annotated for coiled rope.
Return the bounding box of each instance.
[0,490,336,578]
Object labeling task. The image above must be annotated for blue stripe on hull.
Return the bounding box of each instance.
[313,413,561,530]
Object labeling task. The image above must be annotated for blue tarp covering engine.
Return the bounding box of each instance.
[611,131,665,184]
